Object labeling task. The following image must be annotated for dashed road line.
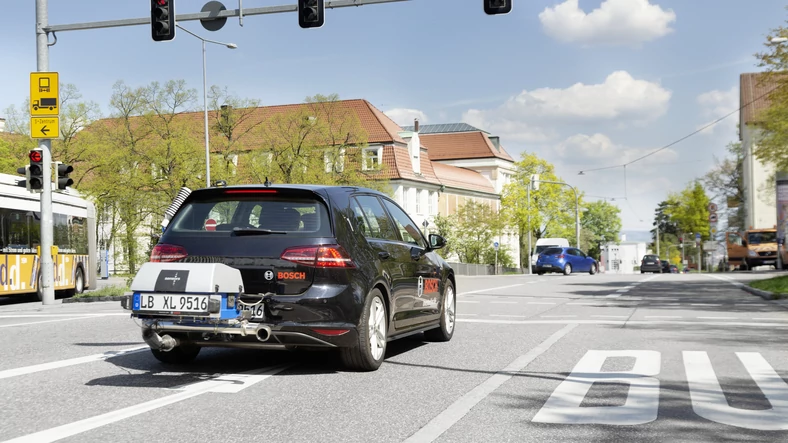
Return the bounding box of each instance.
[0,346,148,381]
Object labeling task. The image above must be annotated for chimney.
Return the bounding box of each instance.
[414,118,419,133]
[0,118,5,132]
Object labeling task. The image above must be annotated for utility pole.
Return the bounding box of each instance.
[656,225,660,257]
[35,0,55,305]
[527,180,532,275]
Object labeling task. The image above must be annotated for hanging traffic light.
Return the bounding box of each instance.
[28,149,44,192]
[151,0,176,41]
[298,0,324,29]
[531,174,540,191]
[485,0,512,15]
[54,161,74,190]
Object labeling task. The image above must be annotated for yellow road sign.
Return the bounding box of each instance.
[30,72,59,116]
[30,117,59,139]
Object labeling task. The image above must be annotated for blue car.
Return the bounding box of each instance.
[535,246,598,275]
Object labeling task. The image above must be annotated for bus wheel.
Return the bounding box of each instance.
[36,273,43,301]
[73,267,85,294]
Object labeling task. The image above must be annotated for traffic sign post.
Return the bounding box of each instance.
[31,5,57,306]
[493,241,499,275]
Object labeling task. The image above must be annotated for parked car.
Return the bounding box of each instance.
[661,260,671,273]
[535,247,598,275]
[640,254,662,273]
[133,184,456,371]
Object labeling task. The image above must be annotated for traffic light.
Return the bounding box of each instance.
[298,0,324,29]
[531,174,540,191]
[54,161,73,190]
[28,149,44,192]
[679,236,683,244]
[16,165,30,191]
[485,0,512,15]
[151,0,175,42]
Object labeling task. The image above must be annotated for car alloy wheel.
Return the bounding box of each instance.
[425,280,455,342]
[368,296,387,361]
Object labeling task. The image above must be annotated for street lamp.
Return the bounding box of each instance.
[176,23,237,188]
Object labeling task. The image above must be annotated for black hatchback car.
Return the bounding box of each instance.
[141,184,456,371]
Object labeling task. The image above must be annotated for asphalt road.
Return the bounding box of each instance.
[2,271,788,442]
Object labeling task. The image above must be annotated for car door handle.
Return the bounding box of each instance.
[378,251,390,260]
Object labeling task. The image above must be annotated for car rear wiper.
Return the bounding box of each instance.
[232,227,287,235]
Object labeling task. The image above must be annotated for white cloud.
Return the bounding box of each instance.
[696,86,738,136]
[552,133,678,169]
[539,0,676,46]
[383,108,428,127]
[461,71,671,141]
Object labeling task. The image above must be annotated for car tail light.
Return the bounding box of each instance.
[557,254,565,259]
[281,245,355,268]
[150,243,188,262]
[656,259,661,264]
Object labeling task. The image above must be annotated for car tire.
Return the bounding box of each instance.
[425,280,455,342]
[563,264,572,275]
[537,271,545,275]
[340,289,387,371]
[150,344,201,365]
[589,263,597,275]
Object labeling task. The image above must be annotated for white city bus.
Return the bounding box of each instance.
[0,172,96,299]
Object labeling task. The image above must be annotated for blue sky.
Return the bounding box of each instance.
[1,0,785,234]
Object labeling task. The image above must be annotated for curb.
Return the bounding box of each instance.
[739,285,788,310]
[62,296,126,304]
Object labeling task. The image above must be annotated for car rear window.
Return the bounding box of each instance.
[167,192,332,237]
[542,247,563,256]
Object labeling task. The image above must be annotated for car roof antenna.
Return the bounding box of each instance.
[264,177,272,187]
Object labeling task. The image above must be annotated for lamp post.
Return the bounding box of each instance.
[525,177,582,274]
[176,24,237,188]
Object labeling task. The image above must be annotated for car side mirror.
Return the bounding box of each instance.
[428,234,447,250]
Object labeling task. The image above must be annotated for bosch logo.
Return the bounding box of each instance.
[264,270,274,281]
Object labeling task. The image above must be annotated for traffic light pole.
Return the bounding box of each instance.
[36,0,56,305]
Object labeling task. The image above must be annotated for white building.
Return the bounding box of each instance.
[599,235,648,274]
[740,73,783,230]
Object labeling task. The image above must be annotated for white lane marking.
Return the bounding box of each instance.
[456,314,478,317]
[527,302,557,305]
[491,301,518,305]
[591,315,629,318]
[691,304,721,307]
[684,352,788,431]
[532,350,660,425]
[697,316,736,320]
[540,315,577,318]
[645,316,682,319]
[457,319,788,328]
[0,317,114,329]
[403,324,577,443]
[605,294,621,298]
[490,314,528,318]
[567,302,595,306]
[0,346,149,381]
[459,284,524,296]
[616,289,629,293]
[735,304,768,307]
[0,313,129,318]
[753,317,788,321]
[3,364,292,443]
[458,301,480,304]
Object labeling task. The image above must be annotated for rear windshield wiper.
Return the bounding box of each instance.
[232,227,287,236]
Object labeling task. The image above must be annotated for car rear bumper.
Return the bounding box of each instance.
[128,283,365,349]
[536,262,564,272]
[640,264,662,272]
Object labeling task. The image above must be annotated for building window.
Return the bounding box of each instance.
[402,187,409,212]
[363,147,382,171]
[428,191,435,215]
[416,189,423,214]
[324,148,346,173]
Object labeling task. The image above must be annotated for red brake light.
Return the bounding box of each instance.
[557,254,565,259]
[281,245,355,268]
[311,329,350,336]
[224,189,277,194]
[150,244,188,262]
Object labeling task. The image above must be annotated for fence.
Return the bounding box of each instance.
[447,262,525,276]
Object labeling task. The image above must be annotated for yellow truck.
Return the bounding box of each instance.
[725,228,779,270]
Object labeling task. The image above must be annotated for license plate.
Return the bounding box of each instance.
[134,293,208,315]
[645,262,654,265]
[240,303,266,320]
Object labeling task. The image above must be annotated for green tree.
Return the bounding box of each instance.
[452,199,504,264]
[753,18,788,171]
[432,213,456,260]
[665,180,712,242]
[701,140,745,231]
[580,200,622,259]
[501,152,583,267]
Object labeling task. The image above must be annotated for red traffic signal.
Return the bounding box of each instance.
[29,150,43,163]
